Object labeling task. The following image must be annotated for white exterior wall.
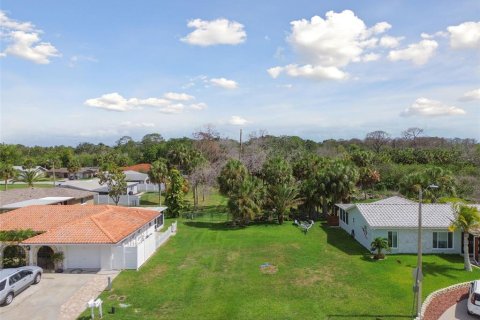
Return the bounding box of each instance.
[373,228,462,254]
[339,207,373,250]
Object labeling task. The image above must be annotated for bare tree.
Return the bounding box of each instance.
[192,124,226,163]
[365,131,391,153]
[402,127,424,147]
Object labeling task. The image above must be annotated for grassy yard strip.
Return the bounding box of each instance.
[79,212,479,319]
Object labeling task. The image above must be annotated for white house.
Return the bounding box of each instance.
[335,196,475,255]
[0,205,173,271]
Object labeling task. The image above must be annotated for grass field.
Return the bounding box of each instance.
[79,192,479,320]
[0,183,54,191]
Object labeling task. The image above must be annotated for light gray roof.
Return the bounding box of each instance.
[356,203,454,228]
[373,196,416,204]
[337,203,355,210]
[2,197,74,209]
[123,170,149,182]
[57,178,138,193]
[0,187,95,206]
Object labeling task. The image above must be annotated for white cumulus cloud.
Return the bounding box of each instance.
[268,10,393,81]
[447,21,480,49]
[401,98,466,117]
[388,39,438,65]
[0,11,60,64]
[163,92,194,101]
[181,18,246,46]
[460,88,480,101]
[228,116,249,126]
[379,35,403,48]
[85,92,206,114]
[210,77,238,89]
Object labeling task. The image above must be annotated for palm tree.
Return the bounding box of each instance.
[67,158,81,179]
[16,168,44,187]
[0,163,17,190]
[227,176,263,226]
[267,183,302,224]
[149,159,169,205]
[370,237,391,259]
[218,159,249,196]
[450,204,480,271]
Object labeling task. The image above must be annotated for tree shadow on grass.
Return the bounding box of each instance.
[320,222,370,256]
[183,221,245,231]
[405,259,467,278]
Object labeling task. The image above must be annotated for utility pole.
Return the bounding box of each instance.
[239,128,243,160]
[416,188,423,319]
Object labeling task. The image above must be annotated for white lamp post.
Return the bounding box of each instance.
[416,184,438,319]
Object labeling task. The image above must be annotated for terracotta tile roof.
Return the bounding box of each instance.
[0,205,162,244]
[120,163,151,173]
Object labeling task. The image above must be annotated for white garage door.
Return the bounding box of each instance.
[67,246,101,269]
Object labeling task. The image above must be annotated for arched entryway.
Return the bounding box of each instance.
[37,246,55,270]
[2,245,27,268]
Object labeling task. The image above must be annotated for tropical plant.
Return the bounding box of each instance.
[0,229,39,242]
[227,176,264,226]
[67,157,81,178]
[261,157,294,186]
[15,168,44,187]
[98,166,127,205]
[267,183,302,224]
[0,163,17,191]
[165,168,186,218]
[449,204,480,271]
[399,166,456,202]
[217,159,249,196]
[370,237,391,259]
[149,158,169,205]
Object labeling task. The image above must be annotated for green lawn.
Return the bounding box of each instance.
[79,193,480,320]
[0,183,54,191]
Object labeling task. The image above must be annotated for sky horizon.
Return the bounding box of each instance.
[1,0,479,147]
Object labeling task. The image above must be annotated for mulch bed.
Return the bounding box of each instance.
[424,286,469,320]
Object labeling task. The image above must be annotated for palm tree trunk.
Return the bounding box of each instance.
[158,184,162,206]
[4,179,7,191]
[464,232,472,271]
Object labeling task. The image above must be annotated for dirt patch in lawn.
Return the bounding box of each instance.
[260,263,278,274]
[293,268,334,286]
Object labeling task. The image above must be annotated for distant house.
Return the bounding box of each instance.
[124,170,150,184]
[121,163,151,174]
[57,178,139,195]
[46,167,99,180]
[335,196,480,257]
[0,188,95,213]
[0,205,169,270]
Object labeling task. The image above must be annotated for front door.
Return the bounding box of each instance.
[37,246,55,270]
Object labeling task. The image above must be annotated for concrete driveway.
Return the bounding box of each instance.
[0,271,118,320]
[439,299,479,320]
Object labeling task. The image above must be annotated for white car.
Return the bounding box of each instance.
[0,266,43,306]
[468,280,480,316]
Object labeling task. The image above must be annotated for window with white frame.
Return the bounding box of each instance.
[388,231,398,248]
[339,209,349,225]
[433,232,453,249]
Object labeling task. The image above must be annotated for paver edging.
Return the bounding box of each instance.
[415,281,470,320]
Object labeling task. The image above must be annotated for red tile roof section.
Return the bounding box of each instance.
[0,205,161,244]
[120,163,151,173]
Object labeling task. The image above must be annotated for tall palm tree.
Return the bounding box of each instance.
[0,163,17,191]
[16,168,44,187]
[149,159,169,205]
[267,183,302,224]
[218,159,249,196]
[450,204,480,272]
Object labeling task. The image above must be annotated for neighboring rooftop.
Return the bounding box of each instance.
[0,187,95,207]
[121,163,151,173]
[123,170,149,182]
[57,178,138,193]
[0,205,166,244]
[1,197,74,210]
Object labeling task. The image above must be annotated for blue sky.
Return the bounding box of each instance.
[1,0,479,146]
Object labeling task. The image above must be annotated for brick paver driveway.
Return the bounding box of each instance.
[0,270,119,320]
